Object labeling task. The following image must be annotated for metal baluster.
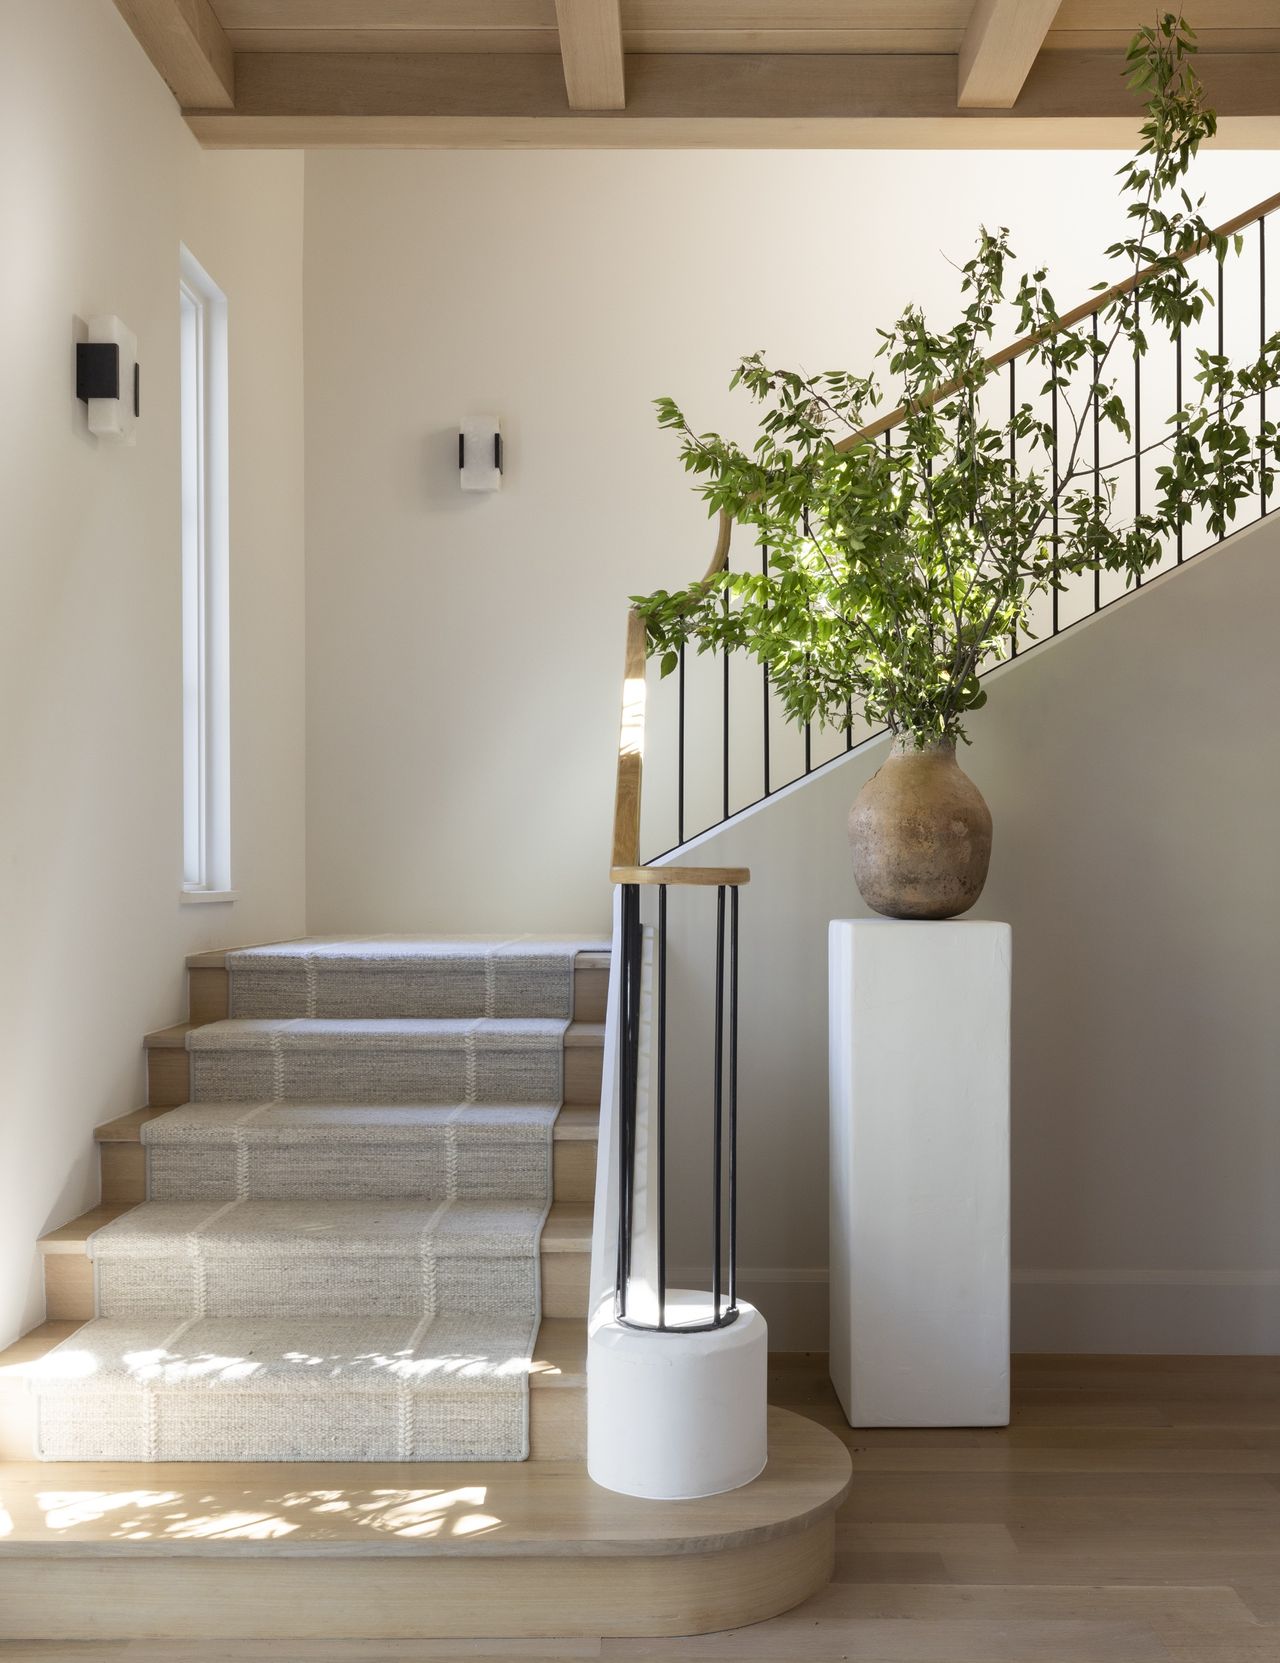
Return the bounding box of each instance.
[728,885,739,1314]
[677,645,686,846]
[762,541,772,794]
[656,884,668,1329]
[1093,311,1102,611]
[615,883,641,1321]
[1218,256,1226,542]
[1256,214,1263,515]
[1009,357,1018,657]
[1051,375,1060,634]
[712,885,725,1324]
[722,581,730,823]
[1176,314,1184,562]
[1134,294,1143,585]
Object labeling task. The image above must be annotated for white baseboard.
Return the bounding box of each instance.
[674,1266,1280,1355]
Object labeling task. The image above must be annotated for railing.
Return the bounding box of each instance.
[605,185,1278,1336]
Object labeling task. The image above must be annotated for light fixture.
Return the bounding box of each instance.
[76,315,139,444]
[458,417,502,492]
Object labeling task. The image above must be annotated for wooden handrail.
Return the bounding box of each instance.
[610,186,1279,883]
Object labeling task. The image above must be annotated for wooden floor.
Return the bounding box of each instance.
[5,1353,1280,1660]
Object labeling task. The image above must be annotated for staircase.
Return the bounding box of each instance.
[0,936,853,1642]
[7,937,603,1463]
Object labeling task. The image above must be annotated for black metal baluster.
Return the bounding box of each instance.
[677,645,686,846]
[1134,294,1143,586]
[711,885,725,1324]
[1218,256,1226,542]
[1176,314,1184,562]
[722,582,730,823]
[728,885,739,1315]
[1256,217,1263,512]
[656,884,667,1329]
[762,541,772,795]
[1051,376,1060,634]
[615,883,641,1321]
[1093,312,1102,611]
[1009,357,1018,657]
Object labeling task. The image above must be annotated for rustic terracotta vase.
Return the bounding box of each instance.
[848,735,993,920]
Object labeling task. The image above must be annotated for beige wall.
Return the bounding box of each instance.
[0,0,306,1345]
[303,147,1280,1351]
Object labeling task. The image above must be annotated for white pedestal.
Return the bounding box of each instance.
[587,1292,769,1499]
[829,920,1011,1427]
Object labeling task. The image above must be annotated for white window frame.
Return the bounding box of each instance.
[179,246,232,901]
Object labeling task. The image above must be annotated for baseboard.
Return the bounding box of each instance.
[675,1266,1280,1355]
[1013,1270,1280,1353]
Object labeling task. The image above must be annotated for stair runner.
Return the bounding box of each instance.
[29,937,602,1463]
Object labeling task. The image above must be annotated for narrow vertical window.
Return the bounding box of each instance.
[179,247,231,898]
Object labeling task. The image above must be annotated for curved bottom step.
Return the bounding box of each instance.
[0,1407,850,1641]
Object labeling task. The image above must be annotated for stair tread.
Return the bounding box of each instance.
[98,1102,600,1144]
[0,1407,849,1555]
[188,937,611,972]
[39,1200,591,1255]
[1,1316,584,1390]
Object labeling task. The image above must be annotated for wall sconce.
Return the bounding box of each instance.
[458,417,502,492]
[76,315,139,444]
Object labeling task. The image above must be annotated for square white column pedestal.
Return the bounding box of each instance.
[829,920,1011,1427]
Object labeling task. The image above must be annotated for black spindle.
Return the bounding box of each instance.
[656,883,667,1329]
[728,885,739,1314]
[677,644,686,846]
[762,541,772,794]
[1262,217,1270,518]
[1093,311,1102,611]
[1134,294,1143,585]
[712,885,725,1323]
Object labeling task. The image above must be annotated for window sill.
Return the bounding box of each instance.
[181,889,238,906]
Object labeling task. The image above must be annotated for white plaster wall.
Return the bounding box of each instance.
[304,147,1280,1350]
[0,0,306,1346]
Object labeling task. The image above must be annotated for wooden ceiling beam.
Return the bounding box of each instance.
[113,0,235,108]
[958,0,1062,108]
[554,0,625,109]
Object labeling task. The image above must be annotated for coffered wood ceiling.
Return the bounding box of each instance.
[112,1,1280,146]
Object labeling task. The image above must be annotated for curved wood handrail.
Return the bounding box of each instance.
[611,186,1280,882]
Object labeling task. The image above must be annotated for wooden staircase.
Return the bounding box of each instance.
[0,940,851,1642]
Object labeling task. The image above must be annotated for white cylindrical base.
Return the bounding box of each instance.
[587,1292,768,1500]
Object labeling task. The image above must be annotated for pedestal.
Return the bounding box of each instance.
[829,919,1011,1427]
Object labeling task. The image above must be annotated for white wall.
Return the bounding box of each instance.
[660,517,1280,1352]
[304,147,1280,1352]
[0,0,306,1346]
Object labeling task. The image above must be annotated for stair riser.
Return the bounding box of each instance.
[188,964,608,1026]
[43,1248,589,1323]
[101,1139,597,1206]
[0,1524,834,1639]
[148,1042,603,1108]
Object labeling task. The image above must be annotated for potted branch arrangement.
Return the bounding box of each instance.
[634,15,1278,920]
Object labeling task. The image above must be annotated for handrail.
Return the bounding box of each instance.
[686,187,1280,590]
[612,186,1280,878]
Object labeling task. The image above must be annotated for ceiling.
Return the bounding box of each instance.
[114,2,1280,147]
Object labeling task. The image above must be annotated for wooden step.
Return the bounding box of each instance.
[145,1020,607,1109]
[186,946,611,1027]
[39,1201,592,1324]
[0,1316,587,1464]
[0,1407,849,1640]
[96,1102,599,1206]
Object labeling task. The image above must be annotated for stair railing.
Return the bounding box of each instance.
[601,185,1279,1338]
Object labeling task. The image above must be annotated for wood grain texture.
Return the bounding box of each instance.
[114,0,235,106]
[555,0,625,108]
[5,1359,1280,1651]
[958,0,1064,108]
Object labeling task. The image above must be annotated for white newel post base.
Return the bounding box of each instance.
[829,919,1011,1428]
[587,1292,769,1499]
